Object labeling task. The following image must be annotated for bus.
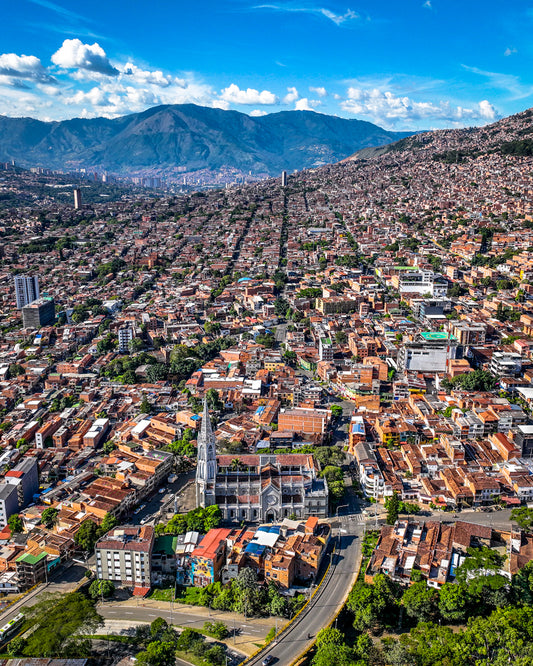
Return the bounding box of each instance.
[0,613,24,642]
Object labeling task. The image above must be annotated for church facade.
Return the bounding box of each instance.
[195,403,329,522]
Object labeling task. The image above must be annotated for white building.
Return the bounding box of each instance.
[14,275,39,309]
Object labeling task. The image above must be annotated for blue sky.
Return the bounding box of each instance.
[0,0,531,129]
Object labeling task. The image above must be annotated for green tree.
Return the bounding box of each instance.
[41,507,59,529]
[75,520,99,553]
[22,592,102,657]
[98,512,118,536]
[8,513,23,534]
[136,641,176,666]
[386,491,400,525]
[203,620,229,639]
[438,582,470,622]
[511,506,533,533]
[140,395,153,414]
[89,579,115,600]
[402,581,439,623]
[315,626,344,646]
[103,440,116,454]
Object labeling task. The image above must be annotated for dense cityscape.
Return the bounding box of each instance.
[0,103,532,665]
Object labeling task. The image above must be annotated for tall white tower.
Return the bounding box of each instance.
[196,399,217,508]
[14,275,39,309]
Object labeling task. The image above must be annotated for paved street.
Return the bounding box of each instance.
[0,561,88,627]
[245,489,364,666]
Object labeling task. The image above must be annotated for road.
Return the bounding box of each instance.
[245,489,364,666]
[98,603,269,638]
[133,470,195,525]
[0,561,88,627]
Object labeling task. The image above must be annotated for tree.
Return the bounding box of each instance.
[147,363,168,383]
[99,512,118,536]
[315,626,344,646]
[346,575,401,632]
[136,641,176,666]
[402,581,439,623]
[103,440,116,454]
[203,620,229,639]
[511,507,533,533]
[438,582,470,622]
[75,520,99,553]
[22,592,102,657]
[140,395,153,414]
[386,491,400,525]
[41,507,59,529]
[7,636,26,656]
[206,388,223,412]
[8,514,23,534]
[89,579,115,600]
[330,404,343,419]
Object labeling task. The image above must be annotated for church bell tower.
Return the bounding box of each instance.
[196,398,217,507]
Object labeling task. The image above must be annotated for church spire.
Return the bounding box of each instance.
[196,396,217,508]
[200,396,213,442]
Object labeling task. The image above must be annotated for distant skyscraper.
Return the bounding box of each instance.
[14,275,39,309]
[281,170,288,187]
[73,187,82,209]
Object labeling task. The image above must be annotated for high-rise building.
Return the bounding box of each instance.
[118,327,134,353]
[14,275,39,309]
[21,297,55,329]
[73,187,82,209]
[281,170,288,187]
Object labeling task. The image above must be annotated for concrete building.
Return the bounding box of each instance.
[95,525,154,591]
[277,407,331,436]
[14,275,39,309]
[5,457,39,509]
[281,170,288,187]
[118,326,134,353]
[0,484,19,528]
[398,332,458,373]
[73,187,82,209]
[16,551,48,590]
[489,351,522,377]
[21,297,55,329]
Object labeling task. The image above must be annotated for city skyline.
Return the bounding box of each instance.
[0,0,531,129]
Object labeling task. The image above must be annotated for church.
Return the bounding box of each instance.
[195,401,329,522]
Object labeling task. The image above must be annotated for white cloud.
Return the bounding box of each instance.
[504,47,517,57]
[295,97,314,111]
[423,1,432,8]
[220,83,278,105]
[51,38,118,76]
[254,4,361,26]
[250,109,268,116]
[309,86,327,97]
[121,62,175,87]
[283,86,299,103]
[341,87,498,127]
[0,53,55,83]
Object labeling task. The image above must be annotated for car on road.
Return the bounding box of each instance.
[158,488,165,494]
[262,656,275,666]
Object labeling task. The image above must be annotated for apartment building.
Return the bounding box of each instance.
[95,525,154,591]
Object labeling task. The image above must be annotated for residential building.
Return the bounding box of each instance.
[14,275,39,309]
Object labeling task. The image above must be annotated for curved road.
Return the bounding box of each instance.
[245,492,364,666]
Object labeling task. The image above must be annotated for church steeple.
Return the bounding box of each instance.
[196,397,217,507]
[200,396,214,442]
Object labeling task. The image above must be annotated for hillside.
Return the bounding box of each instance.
[0,104,411,177]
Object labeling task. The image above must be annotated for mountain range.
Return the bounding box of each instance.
[0,104,412,176]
